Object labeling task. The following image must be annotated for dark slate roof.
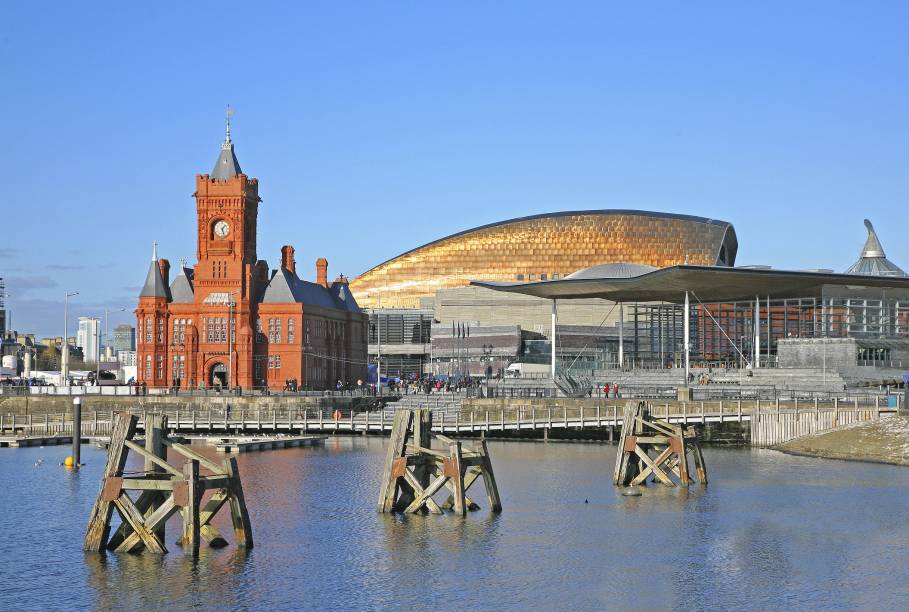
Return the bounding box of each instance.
[260,268,343,310]
[845,219,907,277]
[211,142,242,180]
[566,262,657,280]
[329,282,362,313]
[472,264,909,304]
[169,266,195,303]
[139,261,170,299]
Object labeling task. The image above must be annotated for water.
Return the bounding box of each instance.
[2,438,909,610]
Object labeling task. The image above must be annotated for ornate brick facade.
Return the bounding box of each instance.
[136,125,368,390]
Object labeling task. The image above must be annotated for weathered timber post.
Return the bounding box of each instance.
[84,411,253,555]
[84,412,138,551]
[145,414,167,541]
[226,457,254,548]
[614,401,707,488]
[180,459,201,552]
[377,409,501,515]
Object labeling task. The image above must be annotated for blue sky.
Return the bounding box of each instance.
[2,2,908,338]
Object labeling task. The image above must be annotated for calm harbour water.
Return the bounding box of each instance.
[2,437,909,610]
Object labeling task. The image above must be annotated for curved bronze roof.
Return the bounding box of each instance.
[349,210,737,308]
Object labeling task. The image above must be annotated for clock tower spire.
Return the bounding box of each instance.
[194,111,261,298]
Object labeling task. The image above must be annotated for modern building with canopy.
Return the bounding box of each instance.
[472,219,909,381]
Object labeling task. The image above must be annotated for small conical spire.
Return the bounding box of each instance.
[224,104,233,147]
[861,219,885,258]
[211,106,243,180]
[152,240,158,262]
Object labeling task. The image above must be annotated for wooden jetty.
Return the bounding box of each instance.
[614,401,707,488]
[213,434,326,453]
[0,435,90,448]
[378,409,502,515]
[84,411,253,554]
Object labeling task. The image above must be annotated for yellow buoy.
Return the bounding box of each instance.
[64,456,74,467]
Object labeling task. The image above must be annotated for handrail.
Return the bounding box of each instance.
[2,399,894,439]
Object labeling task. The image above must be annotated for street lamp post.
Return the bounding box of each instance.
[62,291,79,385]
[227,289,240,392]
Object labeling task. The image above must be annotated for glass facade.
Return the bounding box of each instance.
[368,309,433,378]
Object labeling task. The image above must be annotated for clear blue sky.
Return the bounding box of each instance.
[2,1,908,338]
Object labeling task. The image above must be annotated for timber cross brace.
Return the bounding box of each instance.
[377,409,503,515]
[613,401,708,488]
[84,411,253,554]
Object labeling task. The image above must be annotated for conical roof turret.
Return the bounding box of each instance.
[139,242,170,298]
[211,106,242,180]
[845,219,907,277]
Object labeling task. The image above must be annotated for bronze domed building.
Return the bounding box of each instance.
[349,210,738,309]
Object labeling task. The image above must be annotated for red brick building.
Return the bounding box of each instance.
[136,123,368,390]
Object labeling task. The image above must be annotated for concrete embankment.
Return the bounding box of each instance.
[0,394,386,416]
[774,416,909,466]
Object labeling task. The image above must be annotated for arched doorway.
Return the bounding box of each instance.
[209,362,227,388]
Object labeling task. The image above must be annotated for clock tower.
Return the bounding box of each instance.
[136,111,368,392]
[194,113,261,297]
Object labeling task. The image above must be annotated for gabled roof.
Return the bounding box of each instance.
[139,260,169,299]
[845,219,907,277]
[170,266,195,303]
[260,268,344,310]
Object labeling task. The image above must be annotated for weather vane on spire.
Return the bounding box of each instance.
[152,240,158,262]
[225,104,234,144]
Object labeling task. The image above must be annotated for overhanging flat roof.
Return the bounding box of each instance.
[471,265,909,304]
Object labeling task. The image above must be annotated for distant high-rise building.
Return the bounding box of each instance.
[77,317,101,364]
[0,277,6,337]
[112,324,136,353]
[117,350,137,367]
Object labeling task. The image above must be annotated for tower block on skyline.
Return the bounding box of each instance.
[136,115,367,391]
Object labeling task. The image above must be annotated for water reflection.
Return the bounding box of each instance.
[2,440,909,609]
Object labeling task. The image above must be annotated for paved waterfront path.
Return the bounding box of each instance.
[0,399,896,447]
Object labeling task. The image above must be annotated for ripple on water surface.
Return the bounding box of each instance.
[1,440,909,610]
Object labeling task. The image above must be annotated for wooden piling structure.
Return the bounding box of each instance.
[377,409,502,515]
[614,401,707,488]
[84,411,253,554]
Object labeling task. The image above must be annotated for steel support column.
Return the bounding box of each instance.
[551,299,557,380]
[684,291,690,385]
[618,302,624,369]
[754,295,760,368]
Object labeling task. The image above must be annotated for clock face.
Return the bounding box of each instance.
[214,220,230,238]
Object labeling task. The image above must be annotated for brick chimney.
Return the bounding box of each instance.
[281,245,296,274]
[254,260,269,283]
[316,257,328,287]
[158,258,170,286]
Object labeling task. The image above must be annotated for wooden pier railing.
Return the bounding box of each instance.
[1,397,896,447]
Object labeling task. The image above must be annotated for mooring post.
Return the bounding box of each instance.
[145,414,167,541]
[181,459,200,552]
[72,396,82,467]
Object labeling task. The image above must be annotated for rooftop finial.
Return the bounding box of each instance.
[862,219,885,258]
[225,104,234,145]
[152,240,158,262]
